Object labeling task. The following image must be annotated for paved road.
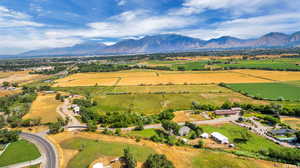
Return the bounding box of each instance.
[20,133,58,168]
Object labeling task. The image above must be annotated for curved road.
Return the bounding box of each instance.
[20,133,58,168]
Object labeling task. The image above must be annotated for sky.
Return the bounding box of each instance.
[0,0,300,55]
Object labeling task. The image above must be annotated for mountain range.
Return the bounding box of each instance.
[21,31,300,57]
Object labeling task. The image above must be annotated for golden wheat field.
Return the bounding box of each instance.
[23,93,62,123]
[0,89,21,97]
[0,71,46,84]
[53,69,300,87]
[232,69,300,81]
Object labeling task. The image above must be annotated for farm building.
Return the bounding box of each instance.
[200,133,209,139]
[211,132,229,144]
[270,129,296,136]
[214,107,242,115]
[179,126,191,136]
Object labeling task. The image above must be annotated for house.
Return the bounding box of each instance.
[270,129,297,136]
[211,132,229,144]
[200,133,209,139]
[179,126,191,136]
[214,107,242,115]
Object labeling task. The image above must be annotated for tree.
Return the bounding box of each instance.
[161,121,179,135]
[48,118,65,134]
[158,109,175,121]
[123,148,137,168]
[296,131,300,143]
[0,129,20,144]
[55,93,61,100]
[143,154,174,168]
[2,81,10,87]
[198,140,204,148]
[87,120,97,132]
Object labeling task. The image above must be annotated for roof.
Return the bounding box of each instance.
[211,132,228,141]
[214,110,237,115]
[93,163,104,168]
[200,133,209,138]
[179,126,190,135]
[271,129,296,135]
[231,107,242,111]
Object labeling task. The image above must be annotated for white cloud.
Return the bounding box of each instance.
[169,0,274,16]
[0,6,44,27]
[45,10,197,39]
[178,12,300,40]
[117,0,127,6]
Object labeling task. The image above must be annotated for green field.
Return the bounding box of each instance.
[193,150,262,168]
[201,124,284,153]
[218,58,300,71]
[127,128,157,138]
[57,85,262,115]
[226,82,300,101]
[0,140,41,167]
[61,138,155,168]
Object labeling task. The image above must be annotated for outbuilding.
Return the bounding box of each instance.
[211,132,229,144]
[200,133,209,139]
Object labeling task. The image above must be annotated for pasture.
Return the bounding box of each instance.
[76,85,266,115]
[201,124,284,153]
[60,137,155,168]
[226,82,300,101]
[0,140,41,167]
[23,93,62,123]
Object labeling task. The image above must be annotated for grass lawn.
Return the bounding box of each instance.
[60,138,155,168]
[0,140,41,167]
[127,129,157,138]
[226,82,300,101]
[201,124,284,153]
[193,150,262,168]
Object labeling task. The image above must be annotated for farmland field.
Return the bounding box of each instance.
[61,85,266,115]
[60,137,155,168]
[0,140,41,167]
[201,124,284,153]
[53,69,300,87]
[0,71,46,85]
[226,82,300,101]
[281,117,300,130]
[218,58,300,71]
[23,93,62,123]
[0,89,21,97]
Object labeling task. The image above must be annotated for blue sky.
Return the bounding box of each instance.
[0,0,300,54]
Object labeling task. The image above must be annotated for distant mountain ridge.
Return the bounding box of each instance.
[20,31,300,57]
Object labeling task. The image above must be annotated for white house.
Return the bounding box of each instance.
[211,132,229,144]
[179,126,191,136]
[200,133,209,139]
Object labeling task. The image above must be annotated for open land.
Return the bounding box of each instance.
[0,71,46,85]
[23,93,63,123]
[281,116,300,130]
[49,131,295,168]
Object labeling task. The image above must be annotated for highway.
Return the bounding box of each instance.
[20,133,58,168]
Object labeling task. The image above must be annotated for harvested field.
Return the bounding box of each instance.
[172,111,206,123]
[23,93,62,123]
[53,70,282,87]
[0,89,21,97]
[0,71,45,85]
[232,69,300,82]
[49,132,296,168]
[281,117,300,130]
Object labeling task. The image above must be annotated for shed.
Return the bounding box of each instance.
[200,133,209,139]
[211,132,229,144]
[179,126,191,136]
